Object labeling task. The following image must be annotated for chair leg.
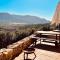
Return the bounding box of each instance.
[33,52,36,60]
[40,39,41,44]
[26,54,28,59]
[24,52,25,60]
[24,53,28,60]
[55,41,58,47]
[35,41,36,46]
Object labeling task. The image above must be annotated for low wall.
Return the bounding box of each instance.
[0,35,34,60]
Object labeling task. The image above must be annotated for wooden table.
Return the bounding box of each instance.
[35,31,60,46]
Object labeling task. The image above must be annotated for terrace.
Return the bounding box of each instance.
[13,31,60,60]
[14,41,60,60]
[0,31,60,60]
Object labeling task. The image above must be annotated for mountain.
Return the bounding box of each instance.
[0,13,49,25]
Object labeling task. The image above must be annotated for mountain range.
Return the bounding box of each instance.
[0,13,49,25]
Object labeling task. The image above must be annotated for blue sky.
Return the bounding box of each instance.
[0,0,59,20]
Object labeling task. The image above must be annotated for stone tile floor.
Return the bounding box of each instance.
[14,42,60,60]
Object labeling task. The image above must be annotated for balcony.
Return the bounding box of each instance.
[14,41,60,60]
[0,34,60,60]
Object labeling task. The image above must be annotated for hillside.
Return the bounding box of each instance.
[0,13,49,25]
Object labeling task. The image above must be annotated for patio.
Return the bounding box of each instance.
[14,41,60,60]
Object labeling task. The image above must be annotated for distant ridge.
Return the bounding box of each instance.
[0,13,49,25]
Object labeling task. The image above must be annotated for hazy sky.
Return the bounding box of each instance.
[0,0,59,20]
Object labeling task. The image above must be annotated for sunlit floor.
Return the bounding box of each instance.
[14,41,60,60]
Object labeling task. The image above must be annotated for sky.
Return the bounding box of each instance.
[0,0,59,20]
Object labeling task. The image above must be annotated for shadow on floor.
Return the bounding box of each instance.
[34,43,60,53]
[24,59,32,60]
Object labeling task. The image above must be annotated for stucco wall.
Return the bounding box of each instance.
[0,35,34,60]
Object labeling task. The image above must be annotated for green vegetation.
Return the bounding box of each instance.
[0,23,51,48]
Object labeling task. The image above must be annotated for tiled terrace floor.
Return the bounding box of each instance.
[14,42,60,60]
